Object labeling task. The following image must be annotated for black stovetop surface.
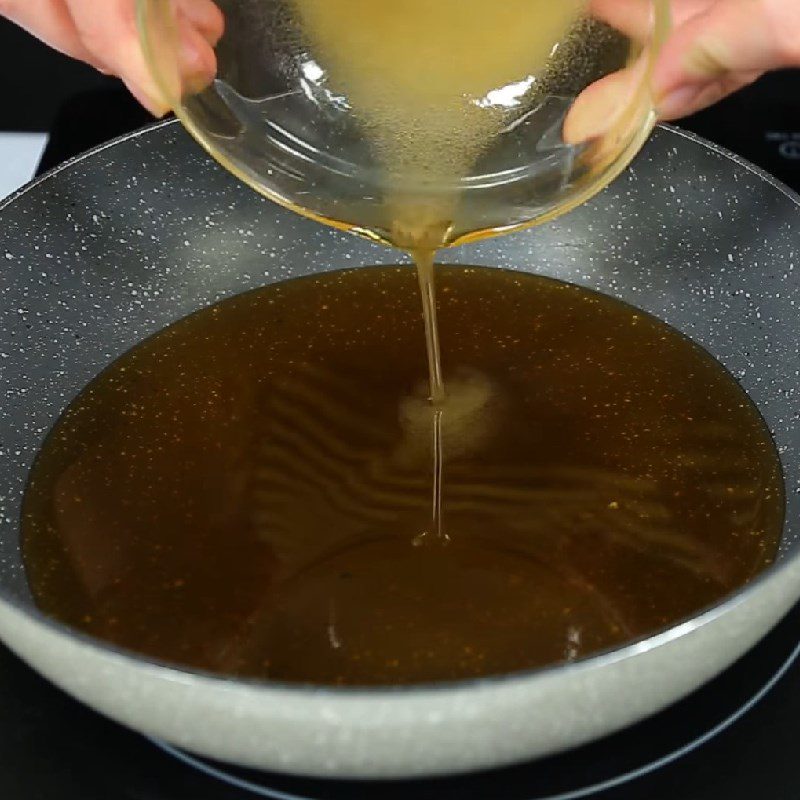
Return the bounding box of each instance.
[3,601,800,800]
[4,71,800,800]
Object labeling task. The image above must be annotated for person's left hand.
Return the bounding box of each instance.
[0,0,223,116]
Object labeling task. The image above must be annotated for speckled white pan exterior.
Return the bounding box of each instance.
[0,123,799,778]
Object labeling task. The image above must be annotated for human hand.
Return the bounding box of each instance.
[655,0,800,119]
[0,0,223,116]
[564,0,800,144]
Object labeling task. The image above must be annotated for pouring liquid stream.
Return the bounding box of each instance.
[413,248,445,406]
[412,247,448,544]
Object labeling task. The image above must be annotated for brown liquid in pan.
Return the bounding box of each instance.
[23,266,783,685]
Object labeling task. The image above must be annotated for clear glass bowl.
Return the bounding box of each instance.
[138,0,670,248]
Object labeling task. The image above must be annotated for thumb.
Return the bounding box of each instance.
[655,0,800,119]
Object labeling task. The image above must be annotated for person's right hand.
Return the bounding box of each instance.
[656,0,800,119]
[0,0,223,116]
[566,0,800,144]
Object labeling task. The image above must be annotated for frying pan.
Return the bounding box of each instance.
[0,121,799,779]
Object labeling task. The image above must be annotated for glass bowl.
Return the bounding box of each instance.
[138,0,670,247]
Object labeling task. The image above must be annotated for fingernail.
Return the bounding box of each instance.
[142,90,171,118]
[178,28,215,96]
[656,85,703,121]
[139,91,171,119]
[126,80,171,118]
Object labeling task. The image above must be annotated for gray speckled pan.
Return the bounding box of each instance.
[0,121,799,779]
